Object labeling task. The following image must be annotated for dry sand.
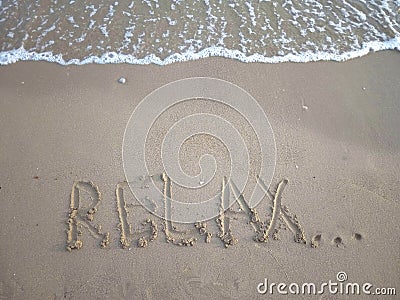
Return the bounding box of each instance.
[0,51,399,299]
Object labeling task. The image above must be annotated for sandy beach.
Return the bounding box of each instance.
[0,51,399,299]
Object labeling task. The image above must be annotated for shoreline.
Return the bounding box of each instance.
[1,38,399,66]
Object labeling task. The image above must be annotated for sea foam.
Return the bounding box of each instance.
[0,37,399,66]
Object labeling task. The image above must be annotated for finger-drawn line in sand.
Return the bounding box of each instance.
[216,177,238,247]
[66,177,362,251]
[258,177,307,244]
[162,173,198,246]
[116,181,158,249]
[66,181,109,251]
[160,173,306,248]
[226,177,307,245]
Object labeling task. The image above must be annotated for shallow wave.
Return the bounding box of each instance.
[0,0,399,65]
[0,37,399,65]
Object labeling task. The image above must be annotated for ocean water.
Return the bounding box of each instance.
[0,0,399,65]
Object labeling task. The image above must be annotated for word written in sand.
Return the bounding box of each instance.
[66,174,351,251]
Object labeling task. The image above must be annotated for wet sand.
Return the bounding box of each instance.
[0,51,399,299]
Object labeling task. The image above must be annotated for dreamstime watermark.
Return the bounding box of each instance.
[257,272,396,296]
[122,77,276,223]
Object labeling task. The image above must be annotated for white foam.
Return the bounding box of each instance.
[0,37,399,66]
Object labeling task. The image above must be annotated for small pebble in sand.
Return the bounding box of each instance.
[118,77,126,84]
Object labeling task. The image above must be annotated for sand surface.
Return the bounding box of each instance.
[0,52,399,299]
